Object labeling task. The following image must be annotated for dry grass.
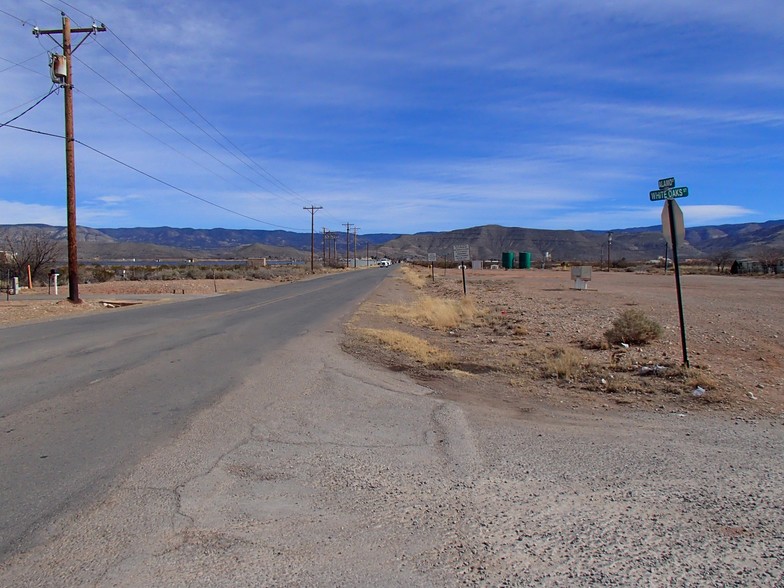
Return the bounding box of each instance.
[680,366,720,391]
[381,295,480,330]
[542,345,589,380]
[352,327,453,367]
[400,265,427,289]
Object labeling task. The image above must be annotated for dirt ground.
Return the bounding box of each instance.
[0,278,279,327]
[343,265,784,417]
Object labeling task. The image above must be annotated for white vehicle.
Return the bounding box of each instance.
[378,259,392,267]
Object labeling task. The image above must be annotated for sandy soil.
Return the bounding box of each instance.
[0,278,279,327]
[344,266,784,417]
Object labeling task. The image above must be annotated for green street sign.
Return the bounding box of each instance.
[650,186,688,201]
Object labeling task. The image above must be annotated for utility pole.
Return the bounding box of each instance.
[342,223,353,269]
[34,15,106,303]
[322,227,327,266]
[353,226,360,268]
[303,205,322,273]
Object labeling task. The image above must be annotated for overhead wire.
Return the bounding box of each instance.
[72,53,297,204]
[28,0,331,233]
[0,87,58,128]
[75,85,308,224]
[4,122,304,230]
[0,52,49,75]
[102,28,312,206]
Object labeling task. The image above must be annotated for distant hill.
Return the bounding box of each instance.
[377,220,784,263]
[1,221,782,263]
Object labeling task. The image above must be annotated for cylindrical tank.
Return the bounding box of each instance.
[501,251,515,269]
[519,251,532,269]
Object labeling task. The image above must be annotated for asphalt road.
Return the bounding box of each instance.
[0,268,389,560]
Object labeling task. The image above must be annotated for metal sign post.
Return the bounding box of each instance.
[428,253,437,282]
[652,178,690,368]
[453,245,470,295]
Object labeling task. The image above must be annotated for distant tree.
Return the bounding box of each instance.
[2,231,62,284]
[753,246,784,274]
[710,249,735,273]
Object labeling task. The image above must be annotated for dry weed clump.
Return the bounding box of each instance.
[400,265,427,289]
[382,295,480,330]
[604,309,662,345]
[353,327,453,367]
[543,345,589,380]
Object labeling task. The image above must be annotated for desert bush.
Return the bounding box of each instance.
[154,268,183,280]
[246,268,273,280]
[88,266,115,283]
[604,309,662,345]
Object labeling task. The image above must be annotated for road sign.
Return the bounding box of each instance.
[650,186,688,201]
[427,253,437,262]
[658,177,675,189]
[453,244,470,262]
[661,199,685,247]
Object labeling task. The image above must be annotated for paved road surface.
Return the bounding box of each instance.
[0,269,388,560]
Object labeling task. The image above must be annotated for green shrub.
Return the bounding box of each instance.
[604,309,662,345]
[89,266,115,283]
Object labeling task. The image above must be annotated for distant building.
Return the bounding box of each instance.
[731,259,784,274]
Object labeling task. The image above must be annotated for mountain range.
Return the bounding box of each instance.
[1,220,782,263]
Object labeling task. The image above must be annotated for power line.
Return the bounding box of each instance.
[28,1,328,231]
[0,87,58,128]
[0,52,50,75]
[102,27,312,207]
[0,8,35,27]
[4,122,305,231]
[72,53,305,210]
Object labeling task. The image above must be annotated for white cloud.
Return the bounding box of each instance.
[680,205,756,225]
[0,199,64,225]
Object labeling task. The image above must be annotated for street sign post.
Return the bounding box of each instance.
[453,244,470,262]
[453,244,470,295]
[428,253,437,281]
[649,186,688,201]
[650,176,690,367]
[661,199,685,247]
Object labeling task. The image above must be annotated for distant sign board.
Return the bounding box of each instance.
[427,253,437,262]
[658,177,675,189]
[650,186,688,201]
[453,244,470,262]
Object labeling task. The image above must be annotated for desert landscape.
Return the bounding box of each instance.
[343,265,784,416]
[4,265,782,416]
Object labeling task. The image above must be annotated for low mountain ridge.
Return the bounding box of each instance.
[1,220,782,263]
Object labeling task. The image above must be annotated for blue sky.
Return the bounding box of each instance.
[1,0,782,235]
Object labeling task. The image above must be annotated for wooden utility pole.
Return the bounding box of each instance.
[303,205,322,273]
[353,226,360,268]
[35,16,106,303]
[343,223,352,268]
[322,227,327,266]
